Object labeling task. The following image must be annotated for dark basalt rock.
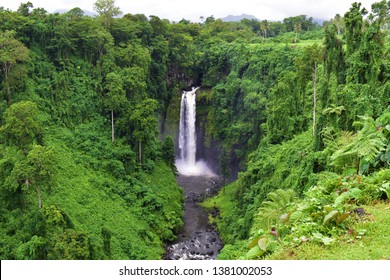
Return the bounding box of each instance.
[165,229,223,260]
[353,207,366,215]
[164,175,224,260]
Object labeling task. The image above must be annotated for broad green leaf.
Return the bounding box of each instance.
[336,212,350,225]
[311,211,323,219]
[248,238,260,249]
[258,237,269,251]
[334,192,350,206]
[266,240,279,252]
[246,245,264,259]
[257,229,265,236]
[321,236,335,245]
[312,232,334,245]
[381,183,390,198]
[324,205,333,212]
[280,213,289,223]
[323,210,339,224]
[350,188,362,199]
[289,211,303,223]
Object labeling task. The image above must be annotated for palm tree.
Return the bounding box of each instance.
[260,20,269,39]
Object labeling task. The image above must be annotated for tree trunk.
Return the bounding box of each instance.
[313,62,317,138]
[6,79,10,107]
[111,110,114,143]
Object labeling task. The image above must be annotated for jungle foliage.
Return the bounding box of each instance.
[201,1,390,259]
[1,0,389,259]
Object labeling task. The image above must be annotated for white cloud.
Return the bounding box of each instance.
[1,0,380,22]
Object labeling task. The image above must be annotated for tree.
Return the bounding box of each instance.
[343,2,385,84]
[162,136,176,171]
[205,15,216,25]
[93,0,122,28]
[130,98,158,164]
[50,229,90,259]
[260,20,269,39]
[17,2,33,16]
[77,19,114,64]
[103,72,127,143]
[332,14,343,35]
[148,35,169,102]
[294,22,302,43]
[344,2,367,56]
[0,31,29,106]
[3,144,57,209]
[0,101,43,152]
[295,45,322,138]
[22,145,57,209]
[65,7,85,20]
[371,0,390,29]
[266,71,298,144]
[323,24,346,84]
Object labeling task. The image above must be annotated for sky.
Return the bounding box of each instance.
[0,0,381,22]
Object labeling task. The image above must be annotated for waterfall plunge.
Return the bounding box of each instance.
[176,87,215,177]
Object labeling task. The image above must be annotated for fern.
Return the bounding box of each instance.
[254,189,296,229]
[377,111,390,137]
[331,116,387,173]
[322,104,345,115]
[320,126,338,153]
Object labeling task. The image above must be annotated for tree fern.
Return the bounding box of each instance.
[254,189,296,229]
[322,104,345,115]
[377,111,390,136]
[320,126,338,153]
[331,116,387,173]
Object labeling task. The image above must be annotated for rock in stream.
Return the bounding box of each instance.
[164,175,223,260]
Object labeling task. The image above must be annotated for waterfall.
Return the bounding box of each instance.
[176,87,214,176]
[179,87,198,166]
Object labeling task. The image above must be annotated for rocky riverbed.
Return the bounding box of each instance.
[164,175,223,260]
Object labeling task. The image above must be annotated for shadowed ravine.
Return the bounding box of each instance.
[164,87,223,259]
[164,175,223,260]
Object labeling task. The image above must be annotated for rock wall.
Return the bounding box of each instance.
[160,87,222,176]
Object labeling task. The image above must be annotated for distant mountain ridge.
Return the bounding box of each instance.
[54,9,97,16]
[221,14,259,22]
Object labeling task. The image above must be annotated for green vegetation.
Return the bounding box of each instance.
[201,1,390,260]
[1,0,390,259]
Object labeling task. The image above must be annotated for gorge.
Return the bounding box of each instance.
[1,1,389,262]
[165,87,223,260]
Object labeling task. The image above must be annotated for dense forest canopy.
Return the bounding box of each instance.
[0,0,389,259]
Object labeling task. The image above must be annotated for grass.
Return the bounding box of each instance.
[200,180,237,224]
[266,201,390,260]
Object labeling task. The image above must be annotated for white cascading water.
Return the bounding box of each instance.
[176,87,214,176]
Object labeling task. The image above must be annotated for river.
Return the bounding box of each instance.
[164,174,223,260]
